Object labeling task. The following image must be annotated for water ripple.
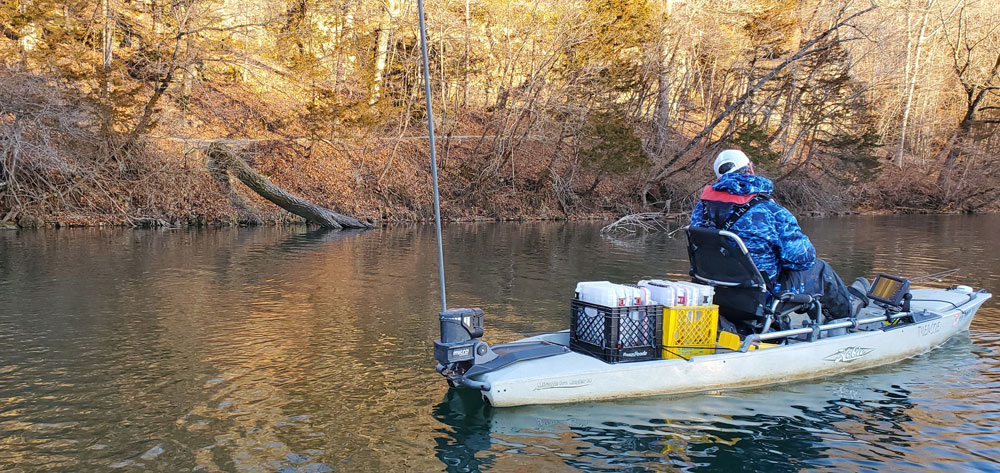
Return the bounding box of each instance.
[0,218,998,471]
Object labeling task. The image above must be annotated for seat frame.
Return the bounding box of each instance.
[686,226,818,334]
[689,229,768,287]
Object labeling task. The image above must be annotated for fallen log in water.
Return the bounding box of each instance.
[206,142,372,229]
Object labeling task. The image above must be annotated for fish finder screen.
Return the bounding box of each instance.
[867,274,910,305]
[872,278,901,300]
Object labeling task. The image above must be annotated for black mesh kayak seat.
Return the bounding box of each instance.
[686,226,771,323]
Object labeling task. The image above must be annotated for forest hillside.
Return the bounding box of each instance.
[1,0,999,227]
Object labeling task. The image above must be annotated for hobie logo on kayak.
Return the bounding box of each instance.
[824,346,874,363]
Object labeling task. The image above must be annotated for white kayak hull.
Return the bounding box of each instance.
[474,288,991,407]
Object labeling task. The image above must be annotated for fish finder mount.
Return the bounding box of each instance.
[866,274,911,313]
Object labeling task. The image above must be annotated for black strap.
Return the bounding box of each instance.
[720,194,771,230]
[699,204,714,228]
[701,194,771,230]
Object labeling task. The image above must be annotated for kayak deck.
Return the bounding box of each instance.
[473,288,991,407]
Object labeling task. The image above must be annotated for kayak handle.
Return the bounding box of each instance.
[437,364,491,391]
[781,293,814,304]
[456,377,491,391]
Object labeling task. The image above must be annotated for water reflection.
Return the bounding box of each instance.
[433,390,497,472]
[432,332,999,472]
[0,216,998,471]
[0,227,445,471]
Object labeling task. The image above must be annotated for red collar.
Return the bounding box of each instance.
[700,185,756,204]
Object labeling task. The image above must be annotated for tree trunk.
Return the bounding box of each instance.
[371,0,398,103]
[207,151,264,225]
[896,0,935,168]
[935,126,966,200]
[206,143,372,229]
[103,0,113,95]
[127,4,193,144]
[440,23,447,119]
[652,32,683,157]
[463,0,470,106]
[18,0,39,61]
[100,0,114,134]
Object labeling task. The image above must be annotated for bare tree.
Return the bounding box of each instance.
[644,3,878,190]
[895,0,956,167]
[935,2,1000,200]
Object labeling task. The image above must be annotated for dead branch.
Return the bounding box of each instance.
[600,212,676,235]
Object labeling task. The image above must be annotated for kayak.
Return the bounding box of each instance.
[437,286,991,408]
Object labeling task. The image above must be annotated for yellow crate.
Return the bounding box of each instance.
[662,305,718,359]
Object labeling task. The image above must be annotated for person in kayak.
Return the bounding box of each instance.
[690,149,859,320]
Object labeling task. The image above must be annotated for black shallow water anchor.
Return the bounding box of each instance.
[434,308,568,391]
[435,308,487,364]
[434,308,494,389]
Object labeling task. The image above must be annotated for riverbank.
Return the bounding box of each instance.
[2,67,995,231]
[4,206,983,231]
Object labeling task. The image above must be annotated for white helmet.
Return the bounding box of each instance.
[713,149,752,178]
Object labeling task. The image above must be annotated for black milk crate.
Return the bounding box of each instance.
[569,299,663,363]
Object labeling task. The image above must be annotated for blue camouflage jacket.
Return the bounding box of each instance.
[690,173,815,285]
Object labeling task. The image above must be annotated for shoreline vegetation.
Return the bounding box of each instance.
[0,207,956,231]
[2,1,998,230]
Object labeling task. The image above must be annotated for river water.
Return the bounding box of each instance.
[1,215,998,472]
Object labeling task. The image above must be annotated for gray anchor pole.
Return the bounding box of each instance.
[416,0,447,311]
